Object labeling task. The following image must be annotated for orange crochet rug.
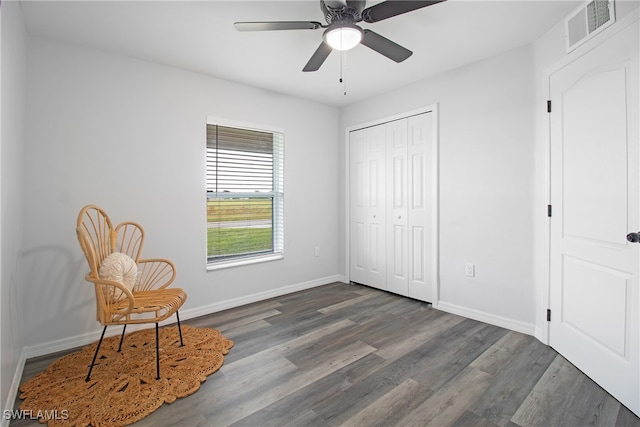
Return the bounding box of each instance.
[18,325,233,426]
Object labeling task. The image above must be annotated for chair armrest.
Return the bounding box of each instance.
[86,274,135,322]
[135,258,176,291]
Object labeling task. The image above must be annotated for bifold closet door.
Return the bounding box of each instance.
[385,113,434,301]
[349,125,387,290]
[349,111,434,302]
[407,113,434,302]
[386,119,409,296]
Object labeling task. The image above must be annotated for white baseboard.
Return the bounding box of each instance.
[437,301,535,336]
[3,349,27,427]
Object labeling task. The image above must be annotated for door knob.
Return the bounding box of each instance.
[627,232,640,243]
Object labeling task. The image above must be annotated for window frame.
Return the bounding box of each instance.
[205,118,284,271]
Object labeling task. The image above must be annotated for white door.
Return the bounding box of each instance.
[386,118,409,296]
[383,113,436,301]
[367,124,388,289]
[349,125,387,290]
[407,112,434,303]
[549,20,639,415]
[350,127,368,285]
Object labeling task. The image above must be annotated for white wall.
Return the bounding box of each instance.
[21,37,341,353]
[340,45,538,332]
[1,0,28,417]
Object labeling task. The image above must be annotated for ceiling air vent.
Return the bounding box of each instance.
[565,0,615,52]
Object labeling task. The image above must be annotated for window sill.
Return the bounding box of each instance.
[206,253,283,271]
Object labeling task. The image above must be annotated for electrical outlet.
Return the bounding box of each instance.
[465,263,475,277]
[314,246,320,257]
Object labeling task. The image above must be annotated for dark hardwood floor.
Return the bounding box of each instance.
[12,282,640,426]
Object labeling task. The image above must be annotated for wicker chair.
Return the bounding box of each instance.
[76,204,187,381]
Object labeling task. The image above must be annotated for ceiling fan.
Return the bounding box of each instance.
[234,0,446,72]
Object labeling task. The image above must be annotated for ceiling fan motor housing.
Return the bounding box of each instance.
[321,0,366,25]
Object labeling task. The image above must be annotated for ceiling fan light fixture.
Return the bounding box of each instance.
[324,24,363,51]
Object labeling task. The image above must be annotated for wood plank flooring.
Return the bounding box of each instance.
[11,282,640,426]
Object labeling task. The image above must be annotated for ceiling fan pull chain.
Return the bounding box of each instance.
[341,51,347,95]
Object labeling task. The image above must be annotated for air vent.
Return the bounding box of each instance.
[565,0,615,52]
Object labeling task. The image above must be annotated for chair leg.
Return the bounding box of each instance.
[155,323,160,380]
[86,325,107,382]
[176,311,184,347]
[117,325,127,352]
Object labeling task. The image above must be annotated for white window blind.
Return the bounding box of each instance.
[206,124,284,265]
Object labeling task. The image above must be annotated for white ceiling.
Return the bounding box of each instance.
[19,0,582,107]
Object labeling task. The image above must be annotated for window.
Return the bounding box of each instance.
[206,123,284,268]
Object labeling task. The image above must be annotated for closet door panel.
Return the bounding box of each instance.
[412,226,426,282]
[367,125,387,289]
[408,112,434,302]
[387,119,409,296]
[349,128,368,284]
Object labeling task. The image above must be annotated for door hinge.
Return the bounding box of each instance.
[547,100,552,113]
[546,309,551,322]
[547,205,552,217]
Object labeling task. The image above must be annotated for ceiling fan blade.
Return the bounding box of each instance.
[234,21,324,31]
[360,29,412,63]
[303,41,333,72]
[362,0,446,23]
